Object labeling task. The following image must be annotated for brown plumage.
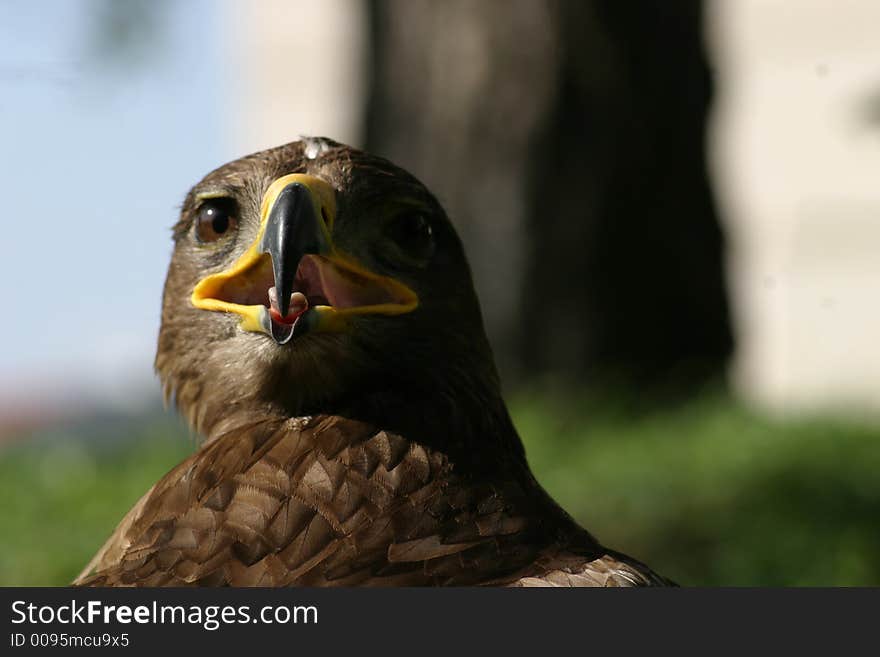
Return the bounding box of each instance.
[75,138,669,587]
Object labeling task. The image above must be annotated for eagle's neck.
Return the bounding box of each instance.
[179,335,598,574]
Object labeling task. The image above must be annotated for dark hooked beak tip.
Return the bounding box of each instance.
[259,182,329,318]
[266,308,316,345]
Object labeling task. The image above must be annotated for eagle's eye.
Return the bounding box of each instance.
[382,212,435,266]
[195,198,238,244]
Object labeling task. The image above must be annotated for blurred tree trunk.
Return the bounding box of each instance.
[364,0,733,394]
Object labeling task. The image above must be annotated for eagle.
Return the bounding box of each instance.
[75,138,669,587]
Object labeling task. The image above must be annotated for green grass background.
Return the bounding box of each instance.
[2,390,878,586]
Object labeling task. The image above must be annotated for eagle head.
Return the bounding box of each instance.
[156,138,500,439]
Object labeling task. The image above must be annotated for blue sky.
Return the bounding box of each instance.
[0,1,238,404]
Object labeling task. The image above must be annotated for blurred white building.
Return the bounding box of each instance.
[228,0,367,153]
[710,0,880,413]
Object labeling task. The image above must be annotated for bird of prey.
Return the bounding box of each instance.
[75,138,669,587]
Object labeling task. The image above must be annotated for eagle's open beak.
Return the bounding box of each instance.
[191,174,418,344]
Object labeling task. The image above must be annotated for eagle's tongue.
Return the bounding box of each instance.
[268,287,309,324]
